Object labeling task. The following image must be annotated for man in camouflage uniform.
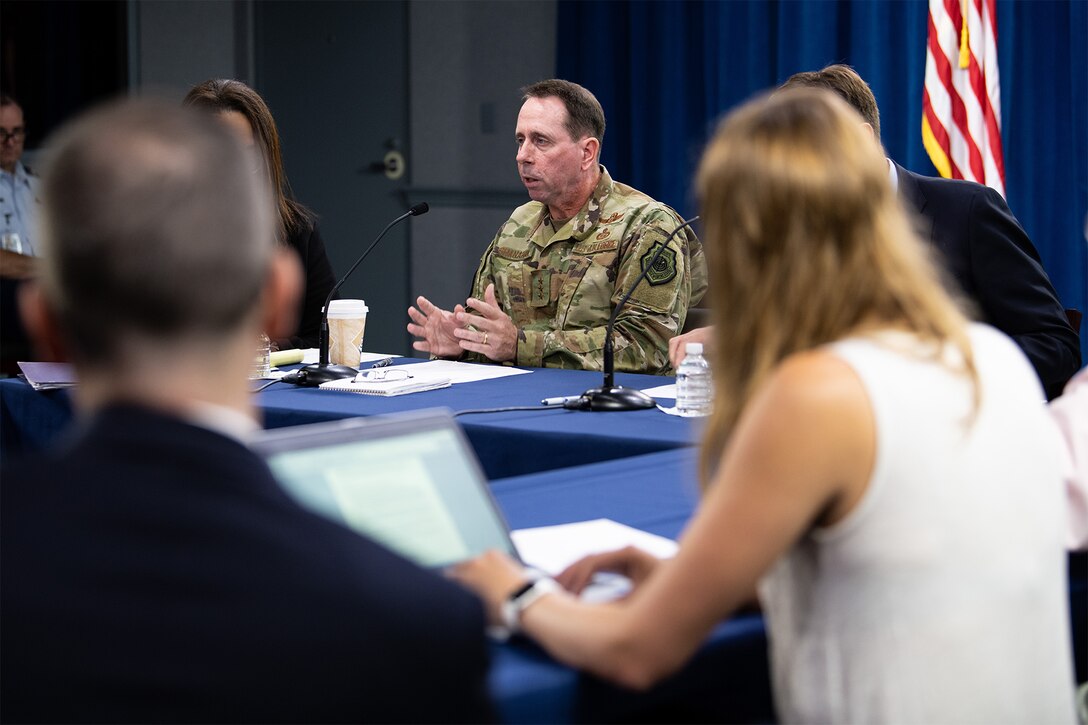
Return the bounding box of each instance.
[408,79,706,374]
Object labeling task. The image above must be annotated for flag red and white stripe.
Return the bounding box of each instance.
[922,0,1005,197]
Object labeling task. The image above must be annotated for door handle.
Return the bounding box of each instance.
[363,150,405,180]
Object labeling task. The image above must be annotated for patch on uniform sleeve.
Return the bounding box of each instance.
[640,242,677,286]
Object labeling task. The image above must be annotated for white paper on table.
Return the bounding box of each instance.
[299,349,402,365]
[512,519,679,602]
[361,351,403,364]
[394,359,532,385]
[511,518,678,575]
[656,404,709,418]
[639,383,677,400]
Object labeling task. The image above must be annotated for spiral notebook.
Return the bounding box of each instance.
[318,371,450,396]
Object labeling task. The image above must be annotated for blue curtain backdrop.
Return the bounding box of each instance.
[557,0,1087,364]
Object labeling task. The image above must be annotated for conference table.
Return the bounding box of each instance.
[2,361,703,478]
[0,362,777,722]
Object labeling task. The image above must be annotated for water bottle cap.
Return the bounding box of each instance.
[684,342,703,355]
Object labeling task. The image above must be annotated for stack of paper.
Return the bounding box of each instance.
[17,362,78,391]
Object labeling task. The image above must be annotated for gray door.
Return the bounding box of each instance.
[255,0,411,355]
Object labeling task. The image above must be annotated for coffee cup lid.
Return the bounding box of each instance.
[326,299,368,317]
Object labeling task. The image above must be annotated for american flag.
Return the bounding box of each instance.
[922,0,1006,197]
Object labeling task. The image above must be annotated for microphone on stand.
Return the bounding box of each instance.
[283,202,430,387]
[568,216,699,411]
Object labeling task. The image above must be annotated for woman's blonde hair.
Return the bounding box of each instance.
[697,88,977,484]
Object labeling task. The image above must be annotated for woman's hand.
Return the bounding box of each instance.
[556,546,662,595]
[450,550,533,625]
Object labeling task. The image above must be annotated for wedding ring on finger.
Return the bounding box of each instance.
[483,331,489,346]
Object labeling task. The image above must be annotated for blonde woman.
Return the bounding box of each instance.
[453,89,1075,723]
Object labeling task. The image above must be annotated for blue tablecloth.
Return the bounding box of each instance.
[2,362,702,478]
[488,448,774,723]
[258,362,701,478]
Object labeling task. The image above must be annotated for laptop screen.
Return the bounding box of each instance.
[252,411,518,569]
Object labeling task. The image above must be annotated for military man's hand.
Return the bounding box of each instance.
[455,283,518,363]
[408,295,465,358]
[669,325,714,369]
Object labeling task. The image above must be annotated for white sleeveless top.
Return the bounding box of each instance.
[759,324,1075,724]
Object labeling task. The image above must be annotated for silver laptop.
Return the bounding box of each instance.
[251,409,520,569]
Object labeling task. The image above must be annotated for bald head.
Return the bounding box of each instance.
[38,99,275,367]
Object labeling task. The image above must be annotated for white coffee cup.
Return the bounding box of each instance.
[326,299,368,368]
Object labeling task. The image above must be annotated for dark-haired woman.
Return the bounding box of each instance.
[184,79,335,350]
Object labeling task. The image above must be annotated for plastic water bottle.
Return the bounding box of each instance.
[676,342,713,416]
[251,332,271,379]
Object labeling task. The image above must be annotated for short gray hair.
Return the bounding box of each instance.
[39,98,274,365]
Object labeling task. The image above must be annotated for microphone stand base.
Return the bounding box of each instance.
[285,363,358,387]
[573,386,657,412]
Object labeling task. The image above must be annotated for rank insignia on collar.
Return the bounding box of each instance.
[640,242,677,286]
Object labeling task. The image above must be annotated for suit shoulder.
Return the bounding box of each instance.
[910,170,999,203]
[284,203,318,246]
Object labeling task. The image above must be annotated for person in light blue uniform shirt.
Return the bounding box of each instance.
[0,94,41,256]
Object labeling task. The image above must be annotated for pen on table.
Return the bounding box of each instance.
[541,395,583,406]
[367,357,394,368]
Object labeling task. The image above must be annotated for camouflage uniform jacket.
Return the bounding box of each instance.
[466,167,706,374]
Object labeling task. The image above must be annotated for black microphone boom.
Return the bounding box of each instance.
[283,202,430,387]
[570,216,699,411]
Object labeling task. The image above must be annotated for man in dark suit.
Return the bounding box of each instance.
[672,65,1081,400]
[891,161,1080,399]
[1,99,492,723]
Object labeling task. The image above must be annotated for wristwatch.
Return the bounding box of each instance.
[501,575,561,633]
